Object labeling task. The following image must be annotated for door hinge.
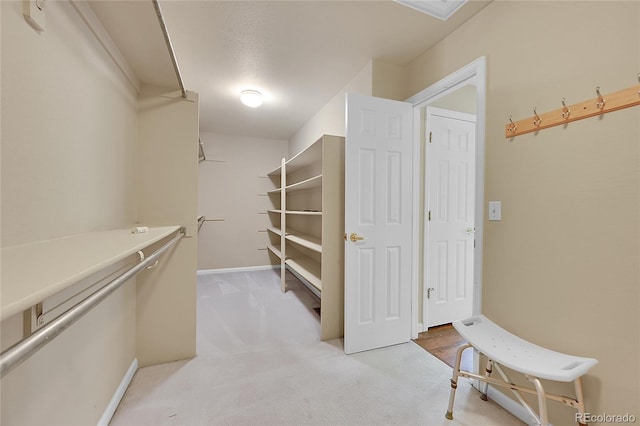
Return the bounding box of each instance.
[429,131,432,143]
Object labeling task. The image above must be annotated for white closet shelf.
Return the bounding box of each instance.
[285,139,323,174]
[285,174,322,192]
[285,232,321,253]
[267,227,283,236]
[267,165,282,177]
[284,210,322,216]
[285,257,321,292]
[0,226,181,321]
[267,244,282,259]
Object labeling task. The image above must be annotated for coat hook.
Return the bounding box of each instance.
[561,98,570,119]
[507,115,517,134]
[533,107,541,127]
[596,86,605,109]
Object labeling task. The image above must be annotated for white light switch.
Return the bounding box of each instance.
[488,201,501,221]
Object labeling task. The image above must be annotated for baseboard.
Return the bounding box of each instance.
[97,358,138,426]
[197,265,279,275]
[479,384,548,426]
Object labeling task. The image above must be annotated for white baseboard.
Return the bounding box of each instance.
[98,358,138,426]
[480,384,546,426]
[197,265,279,275]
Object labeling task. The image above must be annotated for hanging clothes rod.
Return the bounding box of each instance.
[0,228,185,378]
[152,0,187,99]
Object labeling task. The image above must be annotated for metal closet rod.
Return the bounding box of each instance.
[152,0,187,99]
[0,228,186,379]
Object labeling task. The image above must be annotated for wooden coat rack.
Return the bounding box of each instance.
[505,78,640,138]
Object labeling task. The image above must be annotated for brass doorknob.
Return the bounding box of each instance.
[350,233,365,243]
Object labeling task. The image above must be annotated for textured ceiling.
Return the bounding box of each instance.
[91,0,490,141]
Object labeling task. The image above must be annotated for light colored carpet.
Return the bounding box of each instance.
[110,269,522,425]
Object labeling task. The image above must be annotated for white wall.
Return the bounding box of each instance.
[1,1,137,423]
[197,132,288,270]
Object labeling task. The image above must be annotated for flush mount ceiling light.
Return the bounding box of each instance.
[240,90,263,108]
[393,0,467,21]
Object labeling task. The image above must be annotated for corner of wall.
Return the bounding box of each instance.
[371,59,407,101]
[288,61,373,155]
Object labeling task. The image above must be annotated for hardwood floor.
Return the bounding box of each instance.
[413,324,473,371]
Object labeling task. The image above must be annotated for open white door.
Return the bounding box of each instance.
[344,93,413,354]
[425,107,476,328]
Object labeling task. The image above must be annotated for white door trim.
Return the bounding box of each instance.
[405,57,486,337]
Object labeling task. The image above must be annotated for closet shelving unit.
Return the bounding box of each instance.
[0,226,182,322]
[266,135,344,340]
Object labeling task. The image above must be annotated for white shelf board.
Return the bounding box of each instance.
[284,210,322,216]
[0,226,181,321]
[285,174,322,192]
[267,244,282,259]
[285,232,321,253]
[267,227,283,236]
[285,257,321,291]
[285,139,322,174]
[267,165,282,177]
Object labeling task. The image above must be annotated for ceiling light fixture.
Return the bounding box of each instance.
[393,0,467,21]
[240,90,263,108]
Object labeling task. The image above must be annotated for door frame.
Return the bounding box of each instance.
[405,56,486,337]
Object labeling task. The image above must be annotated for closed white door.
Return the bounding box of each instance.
[344,93,413,354]
[425,107,476,328]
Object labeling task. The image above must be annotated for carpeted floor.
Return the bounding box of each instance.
[110,269,522,425]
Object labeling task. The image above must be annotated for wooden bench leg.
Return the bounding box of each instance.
[574,377,588,426]
[445,343,472,420]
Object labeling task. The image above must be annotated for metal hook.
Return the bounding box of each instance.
[533,107,541,127]
[136,250,145,262]
[145,260,159,270]
[596,86,605,109]
[507,115,517,133]
[561,98,570,119]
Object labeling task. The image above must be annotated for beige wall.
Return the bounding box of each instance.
[406,1,639,422]
[371,59,406,101]
[136,86,199,366]
[289,61,373,155]
[197,132,288,270]
[1,1,137,423]
[1,0,199,422]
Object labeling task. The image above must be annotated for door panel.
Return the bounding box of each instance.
[425,107,476,328]
[345,93,413,354]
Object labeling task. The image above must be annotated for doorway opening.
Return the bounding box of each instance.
[407,57,486,338]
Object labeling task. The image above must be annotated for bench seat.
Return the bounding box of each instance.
[445,315,597,426]
[453,315,597,382]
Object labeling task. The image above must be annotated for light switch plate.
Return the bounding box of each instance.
[488,201,501,221]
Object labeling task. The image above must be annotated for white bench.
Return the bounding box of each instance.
[445,315,598,426]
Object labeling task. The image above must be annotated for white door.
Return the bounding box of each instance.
[425,107,476,328]
[344,93,413,354]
